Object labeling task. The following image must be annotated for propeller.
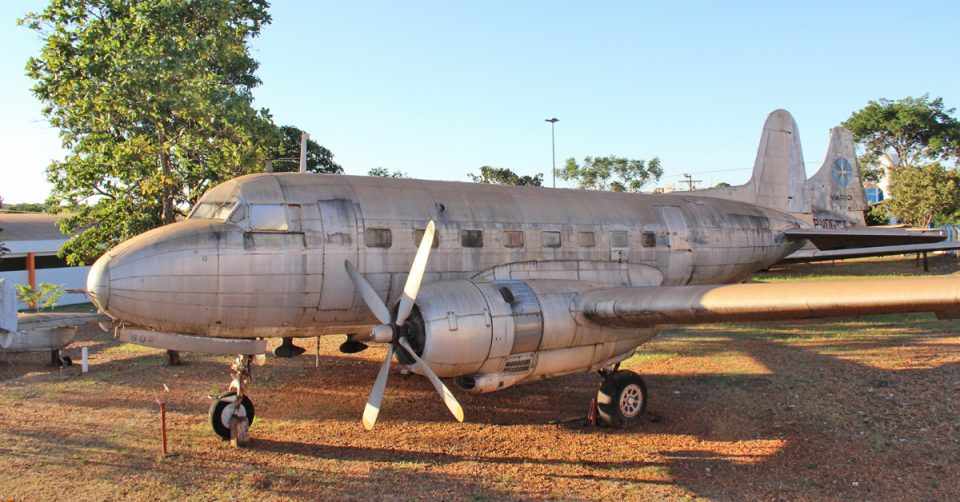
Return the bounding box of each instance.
[344,221,464,430]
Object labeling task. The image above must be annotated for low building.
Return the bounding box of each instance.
[0,213,89,310]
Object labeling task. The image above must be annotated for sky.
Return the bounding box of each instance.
[1,1,958,203]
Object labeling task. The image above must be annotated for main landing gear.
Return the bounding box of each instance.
[592,366,648,428]
[209,354,256,444]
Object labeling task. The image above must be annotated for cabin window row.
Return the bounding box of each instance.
[364,228,659,249]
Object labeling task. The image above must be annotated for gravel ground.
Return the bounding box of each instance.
[1,257,958,501]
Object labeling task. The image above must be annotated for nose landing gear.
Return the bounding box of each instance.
[209,354,257,444]
[594,368,648,428]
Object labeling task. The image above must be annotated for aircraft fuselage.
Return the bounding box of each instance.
[88,173,805,340]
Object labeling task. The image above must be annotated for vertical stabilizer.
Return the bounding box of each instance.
[803,127,867,227]
[748,109,808,213]
[692,109,810,214]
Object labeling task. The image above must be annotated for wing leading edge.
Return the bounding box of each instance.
[577,276,960,328]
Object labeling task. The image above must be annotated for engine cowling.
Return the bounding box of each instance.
[401,278,656,388]
[400,280,496,377]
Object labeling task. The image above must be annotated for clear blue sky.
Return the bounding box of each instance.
[2,1,958,203]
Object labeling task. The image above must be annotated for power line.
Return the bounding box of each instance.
[681,173,703,191]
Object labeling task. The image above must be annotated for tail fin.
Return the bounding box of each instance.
[694,109,809,214]
[803,127,867,227]
[692,109,868,227]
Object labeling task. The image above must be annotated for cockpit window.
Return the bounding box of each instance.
[189,201,237,221]
[249,204,289,231]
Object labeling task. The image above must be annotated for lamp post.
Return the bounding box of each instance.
[545,117,559,188]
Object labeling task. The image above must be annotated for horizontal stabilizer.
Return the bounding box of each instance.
[781,241,960,264]
[577,276,960,328]
[784,228,944,251]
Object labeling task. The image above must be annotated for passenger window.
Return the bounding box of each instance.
[503,230,524,248]
[364,228,392,248]
[413,228,440,248]
[610,231,628,248]
[461,229,483,248]
[641,231,656,248]
[249,204,289,231]
[578,231,596,247]
[543,231,561,248]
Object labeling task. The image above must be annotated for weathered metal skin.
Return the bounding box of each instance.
[89,173,805,339]
[409,279,653,387]
[87,170,960,395]
[86,173,806,389]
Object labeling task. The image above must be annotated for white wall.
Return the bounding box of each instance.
[0,266,90,311]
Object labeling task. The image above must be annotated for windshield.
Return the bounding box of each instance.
[189,200,238,221]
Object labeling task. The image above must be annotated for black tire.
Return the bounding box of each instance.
[208,392,255,441]
[60,356,73,367]
[597,371,647,428]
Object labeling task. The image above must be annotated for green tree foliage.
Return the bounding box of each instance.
[844,96,960,168]
[1,202,50,213]
[713,182,731,188]
[865,200,890,226]
[368,167,406,178]
[560,156,663,192]
[269,125,342,174]
[16,282,65,311]
[468,166,542,186]
[21,1,277,265]
[887,163,960,227]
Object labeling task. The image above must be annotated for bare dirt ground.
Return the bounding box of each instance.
[1,256,959,501]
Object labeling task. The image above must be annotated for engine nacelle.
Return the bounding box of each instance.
[403,278,655,383]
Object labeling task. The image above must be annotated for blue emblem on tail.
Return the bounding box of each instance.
[832,158,852,188]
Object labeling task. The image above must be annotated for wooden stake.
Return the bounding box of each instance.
[26,252,36,309]
[157,400,168,457]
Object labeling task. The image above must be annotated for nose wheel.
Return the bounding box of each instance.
[595,370,648,428]
[209,354,256,444]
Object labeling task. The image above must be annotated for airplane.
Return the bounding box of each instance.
[85,111,960,443]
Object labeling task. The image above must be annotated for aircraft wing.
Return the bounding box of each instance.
[783,228,945,251]
[575,276,960,328]
[781,241,960,264]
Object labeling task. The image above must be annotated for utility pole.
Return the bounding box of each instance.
[299,132,309,173]
[681,173,702,191]
[545,118,559,188]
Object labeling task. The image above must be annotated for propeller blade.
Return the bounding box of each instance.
[345,260,391,325]
[397,336,464,423]
[396,220,435,326]
[362,343,395,431]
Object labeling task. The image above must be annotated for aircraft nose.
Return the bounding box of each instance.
[87,253,111,312]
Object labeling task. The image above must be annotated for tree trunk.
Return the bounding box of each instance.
[160,149,175,225]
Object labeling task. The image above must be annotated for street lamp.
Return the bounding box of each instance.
[545,117,559,188]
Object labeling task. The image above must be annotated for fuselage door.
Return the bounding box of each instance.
[317,199,359,310]
[656,205,694,285]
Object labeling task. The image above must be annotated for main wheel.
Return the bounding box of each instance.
[597,371,647,428]
[209,392,256,441]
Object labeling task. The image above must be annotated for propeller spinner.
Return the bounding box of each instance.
[345,221,464,430]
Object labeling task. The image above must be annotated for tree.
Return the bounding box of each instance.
[468,166,542,186]
[844,96,960,169]
[368,167,406,178]
[269,125,342,174]
[560,156,663,192]
[1,202,49,213]
[886,163,960,227]
[713,182,732,188]
[22,1,277,265]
